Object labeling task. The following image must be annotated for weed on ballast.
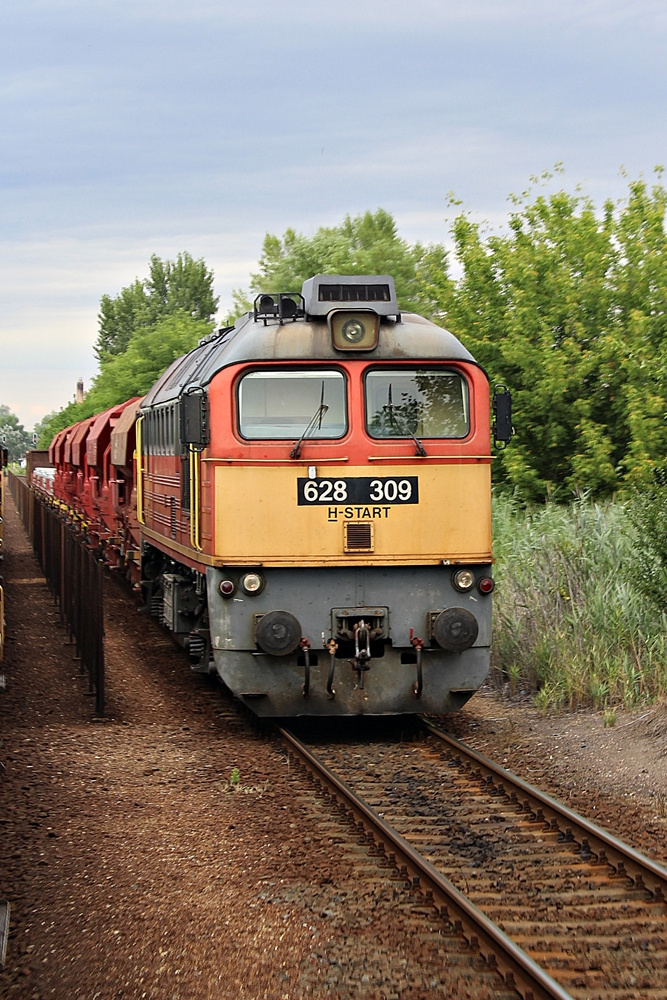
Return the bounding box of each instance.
[226,766,268,795]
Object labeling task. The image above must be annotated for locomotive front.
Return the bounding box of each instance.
[140,274,509,716]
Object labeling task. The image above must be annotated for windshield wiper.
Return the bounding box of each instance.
[384,384,427,456]
[291,382,329,459]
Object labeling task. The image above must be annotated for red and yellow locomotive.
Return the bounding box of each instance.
[50,275,511,716]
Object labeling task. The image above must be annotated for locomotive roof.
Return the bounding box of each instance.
[141,311,476,410]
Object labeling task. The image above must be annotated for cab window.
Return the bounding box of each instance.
[238,370,347,439]
[365,369,469,439]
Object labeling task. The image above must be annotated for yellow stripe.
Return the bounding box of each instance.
[135,416,145,525]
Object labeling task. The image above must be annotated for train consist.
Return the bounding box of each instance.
[46,275,512,716]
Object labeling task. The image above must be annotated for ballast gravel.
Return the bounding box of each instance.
[1,489,666,999]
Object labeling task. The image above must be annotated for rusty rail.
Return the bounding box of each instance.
[8,472,104,715]
[279,725,574,1000]
[422,719,667,896]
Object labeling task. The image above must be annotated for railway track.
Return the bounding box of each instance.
[280,721,667,1000]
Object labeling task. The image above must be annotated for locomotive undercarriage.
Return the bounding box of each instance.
[141,544,213,673]
[205,564,492,717]
[140,544,492,715]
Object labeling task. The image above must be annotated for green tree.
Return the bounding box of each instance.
[97,279,149,360]
[243,209,451,319]
[87,313,211,411]
[610,172,667,485]
[96,252,218,360]
[38,314,210,447]
[627,476,667,610]
[0,405,33,462]
[429,170,665,501]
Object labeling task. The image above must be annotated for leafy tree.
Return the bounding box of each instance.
[429,169,665,501]
[97,279,149,360]
[33,410,61,448]
[96,252,218,360]
[0,405,33,462]
[38,314,210,447]
[87,313,211,411]
[244,209,451,319]
[610,172,667,486]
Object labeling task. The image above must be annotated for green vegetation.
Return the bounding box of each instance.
[37,172,666,500]
[0,405,33,462]
[36,314,211,445]
[25,172,667,716]
[96,252,218,360]
[437,168,667,500]
[245,207,449,320]
[492,494,667,710]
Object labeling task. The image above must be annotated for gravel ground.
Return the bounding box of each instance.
[1,489,666,999]
[447,691,667,866]
[0,496,511,1000]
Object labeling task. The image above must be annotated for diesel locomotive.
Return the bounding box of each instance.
[48,274,512,716]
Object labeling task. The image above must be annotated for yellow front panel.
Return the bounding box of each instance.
[214,464,491,566]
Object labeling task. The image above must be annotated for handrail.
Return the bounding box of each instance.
[135,416,145,525]
[189,446,202,552]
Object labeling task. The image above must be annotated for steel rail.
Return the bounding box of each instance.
[0,899,9,966]
[422,719,667,898]
[279,725,574,1000]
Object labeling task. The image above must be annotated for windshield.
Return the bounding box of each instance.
[238,370,347,439]
[365,369,469,439]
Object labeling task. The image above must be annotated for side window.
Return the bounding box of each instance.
[143,412,151,455]
[174,402,182,457]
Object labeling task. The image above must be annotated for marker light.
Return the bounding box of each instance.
[452,569,475,592]
[219,579,236,597]
[477,576,495,594]
[241,571,265,594]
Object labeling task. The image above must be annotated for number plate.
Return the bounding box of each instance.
[297,477,419,505]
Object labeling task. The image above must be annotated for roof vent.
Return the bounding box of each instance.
[301,275,399,317]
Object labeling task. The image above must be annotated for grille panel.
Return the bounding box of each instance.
[318,283,391,303]
[344,522,374,552]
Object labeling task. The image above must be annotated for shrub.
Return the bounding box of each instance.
[491,494,667,710]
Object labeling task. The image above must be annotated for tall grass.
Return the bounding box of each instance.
[491,495,667,710]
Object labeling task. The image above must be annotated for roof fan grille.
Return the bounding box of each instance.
[318,283,391,304]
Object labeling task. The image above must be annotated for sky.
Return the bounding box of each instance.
[1,0,665,430]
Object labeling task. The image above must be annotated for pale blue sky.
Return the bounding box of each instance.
[1,0,665,428]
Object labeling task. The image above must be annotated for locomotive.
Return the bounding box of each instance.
[48,274,512,716]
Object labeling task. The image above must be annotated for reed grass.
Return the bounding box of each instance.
[491,494,667,710]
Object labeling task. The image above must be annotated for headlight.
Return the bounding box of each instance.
[241,571,265,595]
[452,569,475,592]
[341,318,366,343]
[329,310,379,351]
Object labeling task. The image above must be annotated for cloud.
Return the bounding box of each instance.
[0,0,665,428]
